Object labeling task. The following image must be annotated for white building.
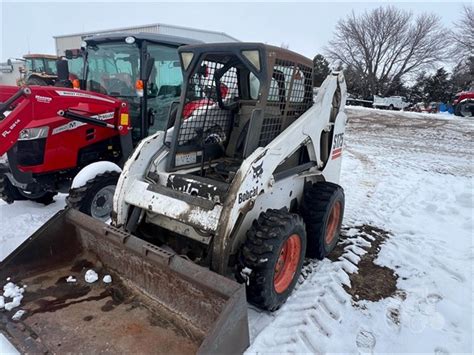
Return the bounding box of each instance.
[54,23,238,56]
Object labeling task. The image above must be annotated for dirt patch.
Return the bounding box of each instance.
[336,225,399,302]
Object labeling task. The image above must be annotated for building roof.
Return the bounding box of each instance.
[53,22,239,42]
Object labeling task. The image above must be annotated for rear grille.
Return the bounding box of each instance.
[17,138,46,166]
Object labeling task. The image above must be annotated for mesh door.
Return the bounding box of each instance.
[177,59,238,148]
[259,59,313,146]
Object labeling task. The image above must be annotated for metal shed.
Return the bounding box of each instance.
[54,23,238,56]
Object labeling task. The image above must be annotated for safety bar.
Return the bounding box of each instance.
[0,87,31,115]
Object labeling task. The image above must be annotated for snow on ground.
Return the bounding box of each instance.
[0,195,65,261]
[247,107,473,353]
[0,107,472,353]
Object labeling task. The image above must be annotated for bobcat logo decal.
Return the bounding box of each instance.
[252,162,264,179]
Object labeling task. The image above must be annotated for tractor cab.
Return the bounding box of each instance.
[79,33,202,144]
[21,54,59,86]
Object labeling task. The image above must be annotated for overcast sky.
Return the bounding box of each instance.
[0,1,469,62]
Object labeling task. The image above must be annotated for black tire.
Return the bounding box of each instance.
[388,104,394,110]
[456,101,474,118]
[0,174,56,205]
[454,104,461,116]
[237,209,307,311]
[66,171,119,221]
[17,189,57,205]
[0,174,24,204]
[301,182,345,260]
[26,76,49,86]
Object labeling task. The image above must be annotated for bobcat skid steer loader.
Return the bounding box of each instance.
[114,43,347,311]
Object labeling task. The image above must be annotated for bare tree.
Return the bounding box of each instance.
[326,6,448,97]
[450,5,474,63]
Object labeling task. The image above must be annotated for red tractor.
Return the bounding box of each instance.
[0,33,200,220]
[453,90,474,117]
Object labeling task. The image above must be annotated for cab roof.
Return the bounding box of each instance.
[23,54,58,60]
[83,32,203,47]
[177,42,313,68]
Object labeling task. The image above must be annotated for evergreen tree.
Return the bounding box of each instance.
[423,68,452,103]
[409,72,429,103]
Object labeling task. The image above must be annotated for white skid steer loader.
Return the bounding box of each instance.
[0,43,346,353]
[114,43,347,310]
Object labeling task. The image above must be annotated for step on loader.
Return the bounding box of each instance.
[0,43,347,353]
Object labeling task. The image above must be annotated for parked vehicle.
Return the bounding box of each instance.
[0,59,23,86]
[373,95,409,110]
[0,33,201,220]
[453,90,474,117]
[15,53,83,86]
[346,94,373,107]
[20,54,59,86]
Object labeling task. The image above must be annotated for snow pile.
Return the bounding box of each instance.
[85,270,99,283]
[66,276,77,283]
[103,275,112,284]
[2,282,24,311]
[239,267,252,286]
[11,310,26,321]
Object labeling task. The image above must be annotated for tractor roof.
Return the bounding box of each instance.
[23,54,58,60]
[178,42,313,68]
[83,32,203,47]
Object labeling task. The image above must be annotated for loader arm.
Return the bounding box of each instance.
[0,85,129,156]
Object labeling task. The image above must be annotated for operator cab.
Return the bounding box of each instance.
[160,43,314,202]
[80,33,202,144]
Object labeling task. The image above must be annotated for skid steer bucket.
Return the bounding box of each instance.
[0,208,249,354]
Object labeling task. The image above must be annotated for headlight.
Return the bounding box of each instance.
[18,126,49,141]
[125,36,135,44]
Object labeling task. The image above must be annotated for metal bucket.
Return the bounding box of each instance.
[0,208,249,354]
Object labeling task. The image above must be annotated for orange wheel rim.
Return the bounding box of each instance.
[325,201,341,244]
[274,234,301,294]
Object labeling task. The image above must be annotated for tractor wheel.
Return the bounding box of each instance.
[454,104,461,116]
[237,209,307,311]
[301,182,345,259]
[26,77,49,86]
[0,174,56,205]
[17,189,57,205]
[66,171,119,221]
[0,174,24,204]
[456,101,474,118]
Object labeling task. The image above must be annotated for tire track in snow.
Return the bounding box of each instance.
[247,230,380,353]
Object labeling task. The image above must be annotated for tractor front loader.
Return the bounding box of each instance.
[0,85,132,206]
[1,43,346,353]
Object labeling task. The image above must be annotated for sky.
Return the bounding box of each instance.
[0,1,470,62]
